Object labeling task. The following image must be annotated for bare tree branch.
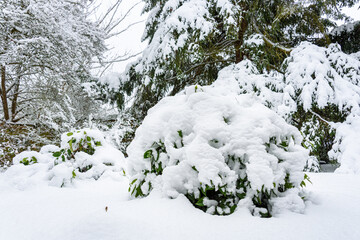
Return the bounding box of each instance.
[107,20,145,38]
[104,1,142,36]
[96,0,123,27]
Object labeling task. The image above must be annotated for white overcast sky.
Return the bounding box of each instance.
[92,0,147,74]
[100,1,360,74]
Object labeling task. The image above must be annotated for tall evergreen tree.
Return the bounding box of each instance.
[117,0,358,121]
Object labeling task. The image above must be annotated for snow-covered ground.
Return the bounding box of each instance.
[0,172,359,240]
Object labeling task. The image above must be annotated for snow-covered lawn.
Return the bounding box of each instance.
[1,172,359,240]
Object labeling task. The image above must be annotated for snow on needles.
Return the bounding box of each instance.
[285,43,360,174]
[136,0,236,75]
[285,42,360,112]
[212,42,360,174]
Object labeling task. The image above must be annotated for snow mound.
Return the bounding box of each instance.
[2,129,125,189]
[127,84,308,217]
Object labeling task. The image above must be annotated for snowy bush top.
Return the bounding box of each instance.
[212,60,296,120]
[127,82,309,217]
[3,129,125,189]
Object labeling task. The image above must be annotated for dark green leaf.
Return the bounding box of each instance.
[52,152,61,157]
[144,150,153,159]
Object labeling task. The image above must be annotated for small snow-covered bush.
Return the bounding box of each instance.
[4,129,125,188]
[48,129,123,186]
[13,151,52,165]
[53,129,104,163]
[127,85,309,217]
[304,156,320,173]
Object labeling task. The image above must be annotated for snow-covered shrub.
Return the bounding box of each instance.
[53,130,104,163]
[127,84,309,217]
[4,129,125,188]
[13,151,52,165]
[304,156,320,173]
[48,129,119,186]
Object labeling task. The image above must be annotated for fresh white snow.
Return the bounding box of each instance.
[0,172,359,240]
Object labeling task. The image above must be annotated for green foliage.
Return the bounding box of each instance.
[129,140,167,197]
[186,181,239,215]
[252,187,276,218]
[292,105,347,163]
[129,129,307,217]
[330,21,360,54]
[52,130,102,165]
[19,156,38,166]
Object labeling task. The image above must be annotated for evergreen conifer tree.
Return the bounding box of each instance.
[117,0,358,121]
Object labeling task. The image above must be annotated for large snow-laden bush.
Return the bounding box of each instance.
[3,129,125,188]
[127,84,309,217]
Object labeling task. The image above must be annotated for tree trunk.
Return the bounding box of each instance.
[11,76,20,122]
[0,65,10,121]
[235,16,249,63]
